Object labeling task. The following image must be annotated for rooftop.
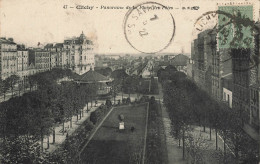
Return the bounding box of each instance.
[64,32,93,45]
[75,69,110,83]
[0,38,16,45]
[54,43,63,48]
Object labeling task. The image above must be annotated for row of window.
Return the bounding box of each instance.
[2,56,16,60]
[36,64,50,69]
[79,56,94,61]
[35,58,50,63]
[36,53,50,57]
[2,63,17,68]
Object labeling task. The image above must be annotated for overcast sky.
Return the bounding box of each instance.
[0,0,259,54]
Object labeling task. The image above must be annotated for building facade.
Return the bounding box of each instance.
[249,26,260,129]
[0,38,18,80]
[64,32,95,75]
[231,48,251,124]
[191,30,213,95]
[45,32,95,75]
[29,49,51,73]
[17,45,29,86]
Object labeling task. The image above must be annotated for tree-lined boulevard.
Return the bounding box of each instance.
[0,64,259,164]
[158,65,259,164]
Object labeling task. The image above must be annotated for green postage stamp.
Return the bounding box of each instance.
[218,3,255,49]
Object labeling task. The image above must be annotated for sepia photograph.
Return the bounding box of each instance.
[0,0,260,163]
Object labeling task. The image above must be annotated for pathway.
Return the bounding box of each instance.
[42,101,105,153]
[160,100,187,164]
[158,83,187,164]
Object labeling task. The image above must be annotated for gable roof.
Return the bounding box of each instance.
[54,43,63,48]
[75,69,110,82]
[170,54,188,66]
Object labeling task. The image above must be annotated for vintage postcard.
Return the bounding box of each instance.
[0,0,260,163]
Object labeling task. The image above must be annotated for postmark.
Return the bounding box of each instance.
[123,2,175,54]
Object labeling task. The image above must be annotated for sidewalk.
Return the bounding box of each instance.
[42,101,105,153]
[158,83,187,164]
[0,87,31,103]
[160,101,187,164]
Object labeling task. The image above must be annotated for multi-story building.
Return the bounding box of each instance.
[231,48,251,123]
[192,30,213,95]
[0,37,18,80]
[44,43,60,69]
[192,29,232,100]
[44,32,95,75]
[212,48,233,101]
[249,24,260,129]
[64,32,95,75]
[17,44,29,86]
[28,49,51,73]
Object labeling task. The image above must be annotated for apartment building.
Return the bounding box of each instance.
[0,37,18,80]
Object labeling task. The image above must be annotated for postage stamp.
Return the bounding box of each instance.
[218,4,254,49]
[123,2,175,54]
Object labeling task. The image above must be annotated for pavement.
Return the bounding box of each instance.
[160,101,187,164]
[158,83,187,164]
[0,88,31,103]
[42,101,105,153]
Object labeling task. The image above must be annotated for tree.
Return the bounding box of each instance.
[111,69,128,80]
[1,136,45,164]
[96,67,112,77]
[28,74,37,91]
[186,131,209,164]
[0,79,3,96]
[5,75,20,97]
[107,80,120,104]
[106,99,112,108]
[0,79,10,100]
[165,65,177,73]
[122,75,139,97]
[90,111,98,125]
[18,83,23,96]
[28,91,54,152]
